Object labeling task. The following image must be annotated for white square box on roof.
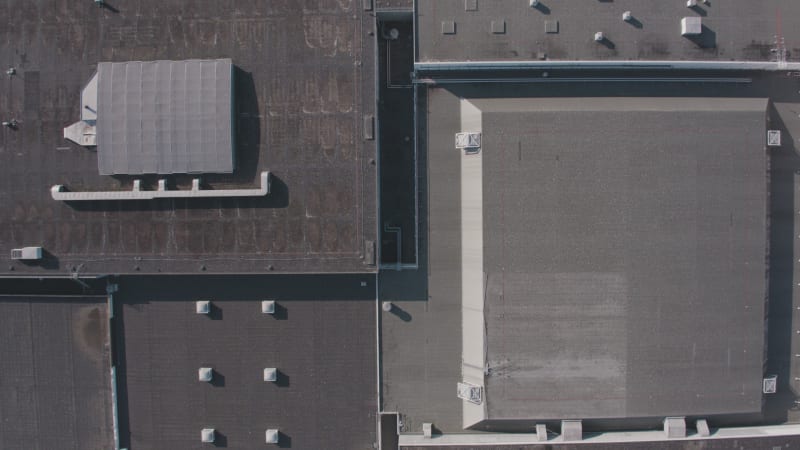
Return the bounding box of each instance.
[681,17,702,36]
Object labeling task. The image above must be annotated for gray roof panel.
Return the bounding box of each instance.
[96,59,234,175]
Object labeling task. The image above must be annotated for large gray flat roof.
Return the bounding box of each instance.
[114,274,377,450]
[0,0,377,275]
[417,0,800,63]
[96,59,234,175]
[0,295,113,449]
[477,97,768,420]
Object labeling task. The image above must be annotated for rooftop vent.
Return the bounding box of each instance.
[686,0,697,7]
[10,246,43,260]
[622,11,632,22]
[201,428,215,443]
[264,368,278,382]
[265,429,280,444]
[457,382,483,404]
[764,375,778,393]
[594,32,604,42]
[681,17,702,36]
[262,300,276,314]
[455,132,481,150]
[767,130,781,147]
[199,367,213,382]
[491,20,506,34]
[196,301,211,314]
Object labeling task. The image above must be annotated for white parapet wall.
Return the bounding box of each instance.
[51,171,270,201]
[398,423,800,446]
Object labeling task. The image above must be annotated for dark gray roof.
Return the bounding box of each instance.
[114,274,377,450]
[0,295,113,450]
[96,59,234,175]
[417,0,800,63]
[477,97,768,421]
[0,0,377,276]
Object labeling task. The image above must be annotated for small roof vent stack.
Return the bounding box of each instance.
[594,32,604,42]
[262,300,276,314]
[681,17,702,36]
[198,367,213,382]
[264,368,278,382]
[265,429,280,444]
[201,428,215,443]
[763,375,778,393]
[196,300,211,314]
[622,11,632,22]
[767,130,782,147]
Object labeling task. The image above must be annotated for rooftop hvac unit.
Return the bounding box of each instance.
[10,247,43,260]
[201,428,215,443]
[763,375,777,394]
[265,429,279,444]
[199,367,213,382]
[456,382,483,404]
[262,300,276,314]
[264,368,277,382]
[455,132,481,150]
[196,301,211,314]
[767,130,781,147]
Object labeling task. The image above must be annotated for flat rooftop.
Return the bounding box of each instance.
[0,0,376,276]
[477,97,768,421]
[0,295,112,449]
[382,77,800,433]
[417,0,800,63]
[114,274,377,450]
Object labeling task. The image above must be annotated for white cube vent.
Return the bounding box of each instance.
[594,32,604,42]
[686,0,697,6]
[265,429,279,444]
[264,368,278,382]
[199,367,213,382]
[201,428,215,443]
[767,130,781,147]
[681,17,702,36]
[196,300,210,314]
[262,300,276,314]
